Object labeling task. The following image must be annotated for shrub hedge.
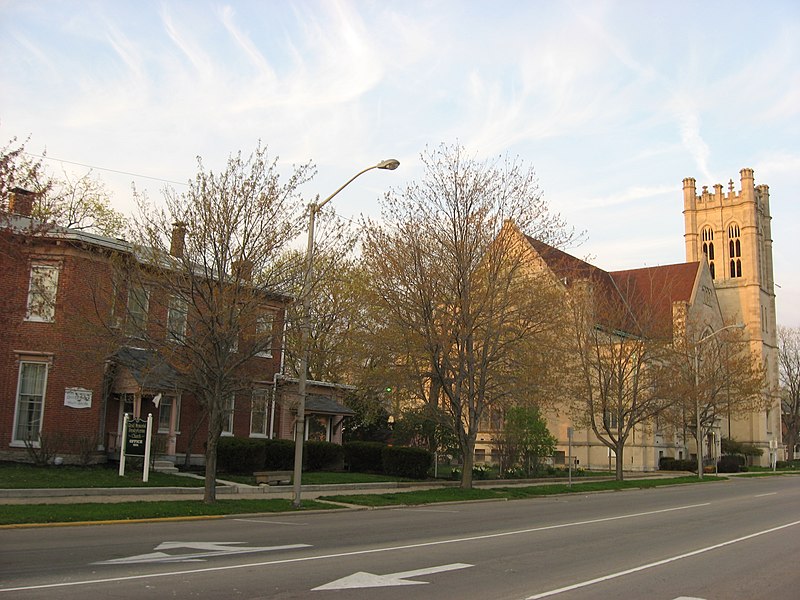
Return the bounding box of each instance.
[717,455,742,473]
[218,438,330,473]
[382,445,432,479]
[776,459,800,469]
[263,439,295,470]
[659,457,697,472]
[304,441,345,471]
[217,437,431,478]
[217,437,266,474]
[343,441,385,472]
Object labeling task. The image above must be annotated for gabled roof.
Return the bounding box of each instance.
[524,234,700,339]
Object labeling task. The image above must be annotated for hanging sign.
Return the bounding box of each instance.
[64,387,92,409]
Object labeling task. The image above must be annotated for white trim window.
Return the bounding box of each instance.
[250,389,269,437]
[167,295,188,343]
[157,395,181,433]
[222,395,235,436]
[25,264,59,322]
[255,312,275,358]
[126,285,149,336]
[306,415,332,442]
[13,361,49,445]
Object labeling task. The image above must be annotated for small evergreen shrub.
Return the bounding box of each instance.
[304,440,345,471]
[717,455,741,473]
[382,445,432,479]
[343,441,386,473]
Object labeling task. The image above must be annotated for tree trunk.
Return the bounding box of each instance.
[784,421,798,461]
[615,443,625,481]
[203,420,221,504]
[460,435,475,489]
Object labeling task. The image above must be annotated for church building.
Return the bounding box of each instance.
[475,168,780,471]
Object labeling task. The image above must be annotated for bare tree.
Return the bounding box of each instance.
[0,135,48,208]
[666,324,768,469]
[779,326,800,460]
[123,144,313,502]
[2,135,125,237]
[33,169,126,237]
[564,272,676,481]
[362,143,571,488]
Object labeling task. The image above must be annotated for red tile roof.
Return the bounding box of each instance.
[525,235,700,338]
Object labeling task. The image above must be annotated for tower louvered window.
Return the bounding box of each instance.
[701,227,715,279]
[728,223,742,278]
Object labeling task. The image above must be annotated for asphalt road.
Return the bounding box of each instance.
[1,475,798,599]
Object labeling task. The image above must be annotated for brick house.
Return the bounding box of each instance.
[1,189,354,465]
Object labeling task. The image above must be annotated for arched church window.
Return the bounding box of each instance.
[728,223,742,278]
[701,226,715,279]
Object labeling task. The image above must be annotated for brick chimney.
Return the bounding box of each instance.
[8,188,36,216]
[170,222,187,257]
[232,259,254,281]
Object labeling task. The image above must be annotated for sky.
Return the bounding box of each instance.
[1,0,798,326]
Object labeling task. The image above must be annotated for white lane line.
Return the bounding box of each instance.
[525,519,800,599]
[0,502,709,593]
[755,492,777,498]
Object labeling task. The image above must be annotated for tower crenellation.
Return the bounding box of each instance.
[684,168,757,208]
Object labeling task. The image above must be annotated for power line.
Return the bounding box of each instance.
[24,152,188,186]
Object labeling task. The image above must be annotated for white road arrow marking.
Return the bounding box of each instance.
[94,541,311,565]
[312,563,473,590]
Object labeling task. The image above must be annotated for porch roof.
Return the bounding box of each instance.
[305,394,356,417]
[111,347,182,391]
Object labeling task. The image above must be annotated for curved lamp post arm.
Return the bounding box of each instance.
[292,159,399,508]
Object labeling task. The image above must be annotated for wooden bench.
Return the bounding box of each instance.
[253,470,292,485]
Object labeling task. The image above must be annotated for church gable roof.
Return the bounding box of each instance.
[523,234,701,339]
[609,262,700,337]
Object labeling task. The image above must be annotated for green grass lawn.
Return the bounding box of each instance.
[320,476,726,507]
[0,462,205,489]
[730,470,800,478]
[0,498,338,526]
[0,468,731,526]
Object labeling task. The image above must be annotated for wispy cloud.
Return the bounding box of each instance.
[218,5,276,82]
[573,184,676,211]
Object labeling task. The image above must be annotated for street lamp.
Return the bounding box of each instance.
[694,323,745,479]
[292,158,399,508]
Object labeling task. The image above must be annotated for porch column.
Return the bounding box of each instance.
[166,394,179,456]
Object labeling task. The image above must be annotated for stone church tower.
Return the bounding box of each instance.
[682,169,780,461]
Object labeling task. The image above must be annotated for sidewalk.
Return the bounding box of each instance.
[0,473,639,505]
